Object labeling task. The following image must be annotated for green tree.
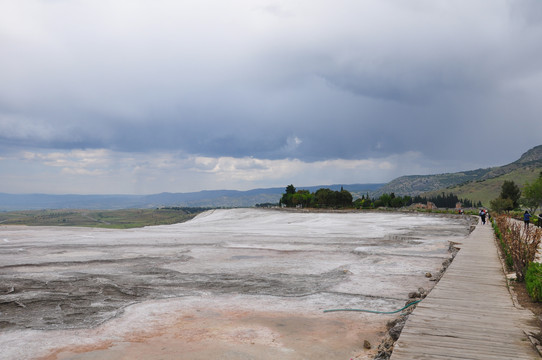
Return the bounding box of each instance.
[280,184,297,207]
[490,197,514,213]
[292,190,313,208]
[285,184,296,195]
[337,189,353,207]
[522,173,542,214]
[355,197,373,209]
[373,199,384,208]
[390,197,404,208]
[379,193,392,207]
[314,188,334,207]
[500,180,521,209]
[362,198,373,208]
[353,198,363,209]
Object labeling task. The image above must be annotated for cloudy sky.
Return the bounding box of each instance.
[1,0,541,194]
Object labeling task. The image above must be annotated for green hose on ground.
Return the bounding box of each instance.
[323,299,422,314]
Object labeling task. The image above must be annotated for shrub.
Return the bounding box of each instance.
[526,262,542,302]
[494,215,542,281]
[493,219,513,270]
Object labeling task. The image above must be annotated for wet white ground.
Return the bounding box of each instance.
[0,209,474,360]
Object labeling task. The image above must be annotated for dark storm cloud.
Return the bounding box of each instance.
[510,0,542,25]
[1,0,542,194]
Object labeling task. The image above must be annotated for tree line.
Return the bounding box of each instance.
[279,185,353,208]
[278,184,480,209]
[368,192,480,209]
[412,193,481,208]
[275,173,542,213]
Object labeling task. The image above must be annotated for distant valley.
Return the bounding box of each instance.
[0,184,384,211]
[1,145,541,211]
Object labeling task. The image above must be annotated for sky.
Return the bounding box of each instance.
[1,0,542,195]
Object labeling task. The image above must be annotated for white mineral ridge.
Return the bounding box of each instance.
[0,208,471,360]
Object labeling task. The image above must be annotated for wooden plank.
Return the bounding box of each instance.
[402,318,533,333]
[395,333,533,355]
[400,322,529,339]
[390,222,539,360]
[394,345,535,360]
[398,328,530,345]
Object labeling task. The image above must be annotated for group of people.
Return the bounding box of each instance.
[477,208,542,228]
[479,208,490,224]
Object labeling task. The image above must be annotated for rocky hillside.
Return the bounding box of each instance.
[374,145,542,202]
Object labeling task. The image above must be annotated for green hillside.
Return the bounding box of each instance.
[375,145,542,206]
[425,167,541,207]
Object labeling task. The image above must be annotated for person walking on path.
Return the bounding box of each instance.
[479,209,486,225]
[524,211,531,229]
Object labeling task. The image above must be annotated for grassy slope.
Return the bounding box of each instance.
[424,167,541,207]
[0,208,203,228]
[376,146,542,204]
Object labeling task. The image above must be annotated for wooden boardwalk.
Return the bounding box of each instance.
[391,220,540,360]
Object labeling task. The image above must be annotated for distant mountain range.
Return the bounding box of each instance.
[0,184,384,211]
[2,145,541,211]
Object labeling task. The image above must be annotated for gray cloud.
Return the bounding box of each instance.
[1,0,542,193]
